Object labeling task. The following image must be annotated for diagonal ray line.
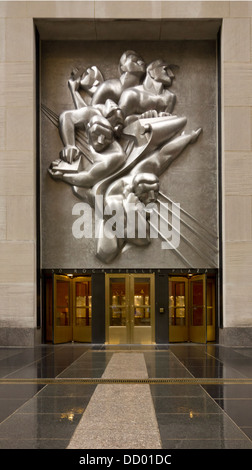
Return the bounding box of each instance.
[153,208,216,267]
[159,191,217,244]
[156,202,217,260]
[158,193,217,246]
[75,129,89,147]
[41,104,59,126]
[157,196,218,253]
[148,219,191,267]
[41,104,89,146]
[136,210,190,265]
[75,130,93,164]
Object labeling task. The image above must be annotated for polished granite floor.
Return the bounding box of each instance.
[0,343,252,449]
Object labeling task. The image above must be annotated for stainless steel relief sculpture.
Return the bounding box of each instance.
[44,50,209,265]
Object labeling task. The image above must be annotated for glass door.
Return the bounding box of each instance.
[52,274,92,343]
[189,275,207,343]
[131,274,155,344]
[53,275,72,344]
[106,275,129,344]
[168,277,189,342]
[206,276,216,342]
[168,274,213,343]
[105,273,155,344]
[73,277,92,342]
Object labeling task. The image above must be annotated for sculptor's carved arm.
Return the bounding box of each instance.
[68,78,87,110]
[50,141,126,189]
[132,127,202,178]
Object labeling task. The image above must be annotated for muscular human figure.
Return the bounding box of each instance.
[58,56,175,164]
[49,115,127,189]
[119,59,176,122]
[67,50,145,111]
[91,50,146,105]
[95,125,202,262]
[47,52,203,264]
[95,173,160,263]
[58,99,124,163]
[130,127,202,178]
[68,66,104,109]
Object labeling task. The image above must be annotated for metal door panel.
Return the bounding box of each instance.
[130,274,155,344]
[72,277,92,342]
[189,275,207,343]
[105,273,155,344]
[168,277,189,342]
[106,274,129,344]
[206,277,216,342]
[53,275,72,344]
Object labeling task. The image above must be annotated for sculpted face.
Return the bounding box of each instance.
[120,52,146,76]
[104,100,124,136]
[80,66,103,90]
[80,67,97,90]
[148,61,175,86]
[88,118,114,152]
[134,181,159,207]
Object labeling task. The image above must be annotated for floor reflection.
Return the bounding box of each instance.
[0,344,252,449]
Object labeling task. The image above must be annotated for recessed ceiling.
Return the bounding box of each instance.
[35,19,221,41]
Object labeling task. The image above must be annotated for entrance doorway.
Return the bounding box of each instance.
[46,274,92,344]
[168,274,215,343]
[105,273,155,344]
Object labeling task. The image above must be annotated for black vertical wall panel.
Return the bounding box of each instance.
[91,273,106,343]
[155,274,169,343]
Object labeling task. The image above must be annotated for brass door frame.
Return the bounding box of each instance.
[168,274,214,343]
[130,273,155,344]
[53,274,72,344]
[168,277,189,342]
[105,273,129,344]
[206,277,216,342]
[72,276,92,343]
[189,274,207,344]
[53,274,92,344]
[105,273,155,344]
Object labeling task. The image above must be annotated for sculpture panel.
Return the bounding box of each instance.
[42,44,217,267]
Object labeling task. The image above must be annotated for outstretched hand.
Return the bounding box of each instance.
[48,168,63,180]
